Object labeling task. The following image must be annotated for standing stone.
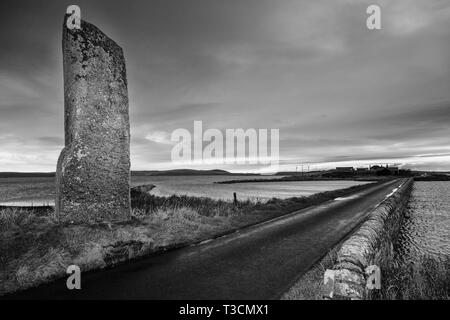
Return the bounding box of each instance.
[56,15,131,223]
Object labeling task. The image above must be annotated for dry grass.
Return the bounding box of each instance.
[131,182,377,222]
[373,255,450,300]
[0,206,236,296]
[281,248,340,300]
[281,230,449,300]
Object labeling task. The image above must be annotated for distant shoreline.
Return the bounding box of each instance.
[1,170,449,181]
[215,176,382,184]
[217,174,450,184]
[0,169,259,178]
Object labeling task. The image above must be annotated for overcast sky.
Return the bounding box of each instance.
[0,0,449,172]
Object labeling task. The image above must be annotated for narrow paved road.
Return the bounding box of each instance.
[4,179,405,300]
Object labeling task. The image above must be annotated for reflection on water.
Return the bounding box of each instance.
[397,182,450,261]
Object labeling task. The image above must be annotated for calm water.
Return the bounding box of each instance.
[0,177,55,206]
[0,175,368,206]
[397,182,450,261]
[132,176,368,201]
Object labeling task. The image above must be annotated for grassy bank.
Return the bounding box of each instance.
[281,248,450,300]
[281,247,340,300]
[374,254,450,300]
[131,182,375,219]
[0,182,376,296]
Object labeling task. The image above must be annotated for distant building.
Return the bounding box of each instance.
[369,165,384,172]
[369,164,401,175]
[388,166,399,174]
[335,167,354,173]
[356,167,369,173]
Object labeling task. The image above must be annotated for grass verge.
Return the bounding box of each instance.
[281,247,340,300]
[373,254,450,300]
[281,249,450,300]
[0,182,376,296]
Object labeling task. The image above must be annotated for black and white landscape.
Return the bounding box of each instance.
[0,0,449,303]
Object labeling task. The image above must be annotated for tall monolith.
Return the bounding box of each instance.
[56,15,131,223]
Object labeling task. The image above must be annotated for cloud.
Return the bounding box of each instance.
[135,102,220,122]
[382,0,450,35]
[35,136,64,146]
[1,0,450,172]
[145,131,174,145]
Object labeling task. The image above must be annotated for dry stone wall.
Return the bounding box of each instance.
[324,178,413,299]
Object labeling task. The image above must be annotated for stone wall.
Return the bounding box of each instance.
[324,178,413,299]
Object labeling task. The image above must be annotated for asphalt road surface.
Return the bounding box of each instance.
[3,179,405,300]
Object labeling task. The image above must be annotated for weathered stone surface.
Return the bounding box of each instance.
[322,269,336,299]
[56,15,131,223]
[333,269,365,300]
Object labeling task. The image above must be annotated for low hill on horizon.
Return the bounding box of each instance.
[0,172,55,178]
[0,169,260,178]
[131,169,234,176]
